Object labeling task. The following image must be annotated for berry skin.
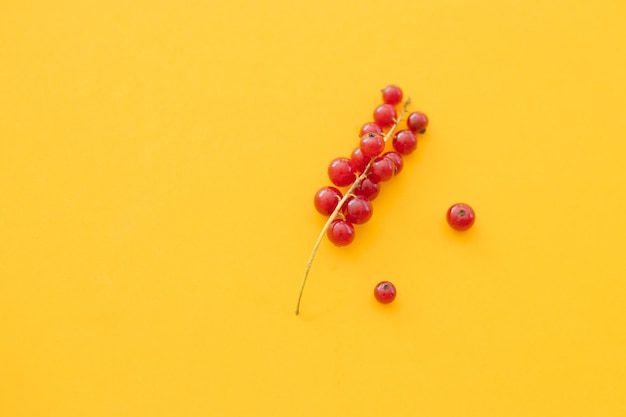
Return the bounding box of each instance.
[382,151,403,176]
[359,122,383,137]
[328,157,356,187]
[446,203,476,231]
[313,186,342,216]
[381,85,403,105]
[374,281,396,304]
[407,111,429,134]
[392,129,418,155]
[343,196,373,224]
[373,104,397,128]
[353,177,380,200]
[359,132,385,158]
[327,219,355,246]
[350,147,370,173]
[368,157,394,183]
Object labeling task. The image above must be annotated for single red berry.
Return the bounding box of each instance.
[368,157,394,183]
[373,104,397,128]
[327,219,355,246]
[374,281,396,304]
[328,157,356,187]
[382,151,403,176]
[359,132,385,158]
[350,147,370,173]
[381,85,403,105]
[407,111,429,134]
[446,203,476,231]
[313,186,342,216]
[359,122,383,137]
[392,129,418,155]
[343,196,373,225]
[353,177,380,200]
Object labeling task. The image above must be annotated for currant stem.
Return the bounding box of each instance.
[295,98,412,315]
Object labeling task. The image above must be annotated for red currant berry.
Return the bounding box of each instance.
[407,111,429,134]
[350,147,370,173]
[374,281,396,304]
[446,203,476,231]
[359,132,385,158]
[382,151,403,176]
[327,219,355,246]
[368,157,394,183]
[353,177,380,200]
[359,122,382,137]
[392,129,417,155]
[381,85,403,105]
[313,186,342,216]
[343,196,373,225]
[373,104,397,128]
[328,157,356,187]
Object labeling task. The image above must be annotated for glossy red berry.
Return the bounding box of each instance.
[313,186,342,216]
[392,129,417,155]
[368,157,394,183]
[327,219,355,246]
[374,281,396,304]
[407,111,429,134]
[373,104,397,128]
[382,151,403,175]
[381,85,403,105]
[446,203,476,231]
[359,122,383,137]
[359,132,385,158]
[353,177,380,200]
[343,196,373,225]
[350,147,370,173]
[328,158,356,187]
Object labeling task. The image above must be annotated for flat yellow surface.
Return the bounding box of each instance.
[2,1,626,416]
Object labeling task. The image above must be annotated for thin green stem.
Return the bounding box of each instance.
[295,98,411,315]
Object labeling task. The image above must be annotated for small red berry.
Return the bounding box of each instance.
[327,219,355,246]
[368,157,394,183]
[353,177,380,200]
[373,104,397,128]
[359,132,385,158]
[343,196,373,225]
[382,151,403,175]
[350,147,370,173]
[407,111,429,134]
[313,186,342,216]
[392,129,418,155]
[374,281,396,304]
[446,203,476,231]
[359,122,382,137]
[328,157,356,187]
[381,85,403,105]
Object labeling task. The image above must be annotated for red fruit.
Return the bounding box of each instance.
[313,186,342,216]
[392,129,417,155]
[353,177,380,200]
[374,281,396,304]
[327,219,355,246]
[368,157,394,183]
[383,151,403,176]
[328,158,356,187]
[373,104,397,128]
[446,203,476,231]
[343,196,373,225]
[359,132,385,158]
[350,147,370,173]
[381,85,403,105]
[407,111,429,134]
[359,122,382,137]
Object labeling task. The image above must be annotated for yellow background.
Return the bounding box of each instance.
[1,1,626,416]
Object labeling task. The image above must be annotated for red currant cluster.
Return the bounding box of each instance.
[296,85,428,315]
[313,85,428,246]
